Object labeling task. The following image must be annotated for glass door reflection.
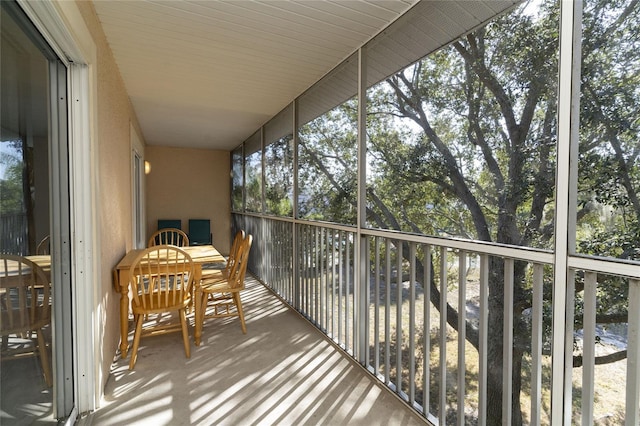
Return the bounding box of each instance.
[1,2,71,422]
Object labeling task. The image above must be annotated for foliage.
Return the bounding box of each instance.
[264,136,293,216]
[255,0,639,423]
[577,0,640,261]
[231,149,243,211]
[0,142,24,214]
[298,99,358,224]
[244,152,262,213]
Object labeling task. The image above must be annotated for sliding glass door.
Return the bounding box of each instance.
[1,1,74,422]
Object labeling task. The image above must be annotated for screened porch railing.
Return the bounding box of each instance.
[0,213,28,254]
[233,213,640,425]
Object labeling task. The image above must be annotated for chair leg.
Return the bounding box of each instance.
[232,292,247,334]
[36,329,52,387]
[179,308,191,358]
[195,291,207,346]
[129,314,144,370]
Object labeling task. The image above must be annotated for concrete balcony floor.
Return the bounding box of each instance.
[78,276,426,425]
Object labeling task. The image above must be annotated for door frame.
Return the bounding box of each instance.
[17,0,99,420]
[131,124,146,249]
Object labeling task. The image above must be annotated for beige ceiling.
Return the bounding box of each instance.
[92,0,418,151]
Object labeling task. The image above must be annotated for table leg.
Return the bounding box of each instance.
[194,265,202,346]
[119,270,130,358]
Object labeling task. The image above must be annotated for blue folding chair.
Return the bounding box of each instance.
[188,219,212,246]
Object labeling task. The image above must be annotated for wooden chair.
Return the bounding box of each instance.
[200,229,245,281]
[0,254,52,386]
[146,228,190,320]
[197,234,252,335]
[36,235,50,255]
[128,245,194,369]
[148,228,189,247]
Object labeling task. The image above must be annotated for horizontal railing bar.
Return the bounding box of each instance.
[236,214,640,277]
[296,218,357,233]
[569,255,640,278]
[231,211,295,223]
[234,213,556,264]
[362,228,554,264]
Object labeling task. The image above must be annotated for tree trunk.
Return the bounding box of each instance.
[486,256,505,425]
[485,257,528,425]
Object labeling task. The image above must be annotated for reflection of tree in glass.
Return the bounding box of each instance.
[0,140,25,214]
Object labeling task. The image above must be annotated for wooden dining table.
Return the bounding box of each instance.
[0,255,52,282]
[114,244,225,358]
[26,255,52,273]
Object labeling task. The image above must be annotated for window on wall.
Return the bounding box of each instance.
[297,54,358,225]
[577,0,640,261]
[132,151,144,248]
[231,147,243,212]
[365,0,559,250]
[244,131,262,213]
[131,125,145,249]
[264,104,293,217]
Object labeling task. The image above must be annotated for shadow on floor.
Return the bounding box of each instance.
[79,276,426,425]
[1,343,54,424]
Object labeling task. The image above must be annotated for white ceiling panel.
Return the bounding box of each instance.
[92,0,518,151]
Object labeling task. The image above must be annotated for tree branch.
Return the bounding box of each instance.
[464,57,505,193]
[583,81,640,221]
[386,74,493,241]
[453,37,519,142]
[573,350,627,367]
